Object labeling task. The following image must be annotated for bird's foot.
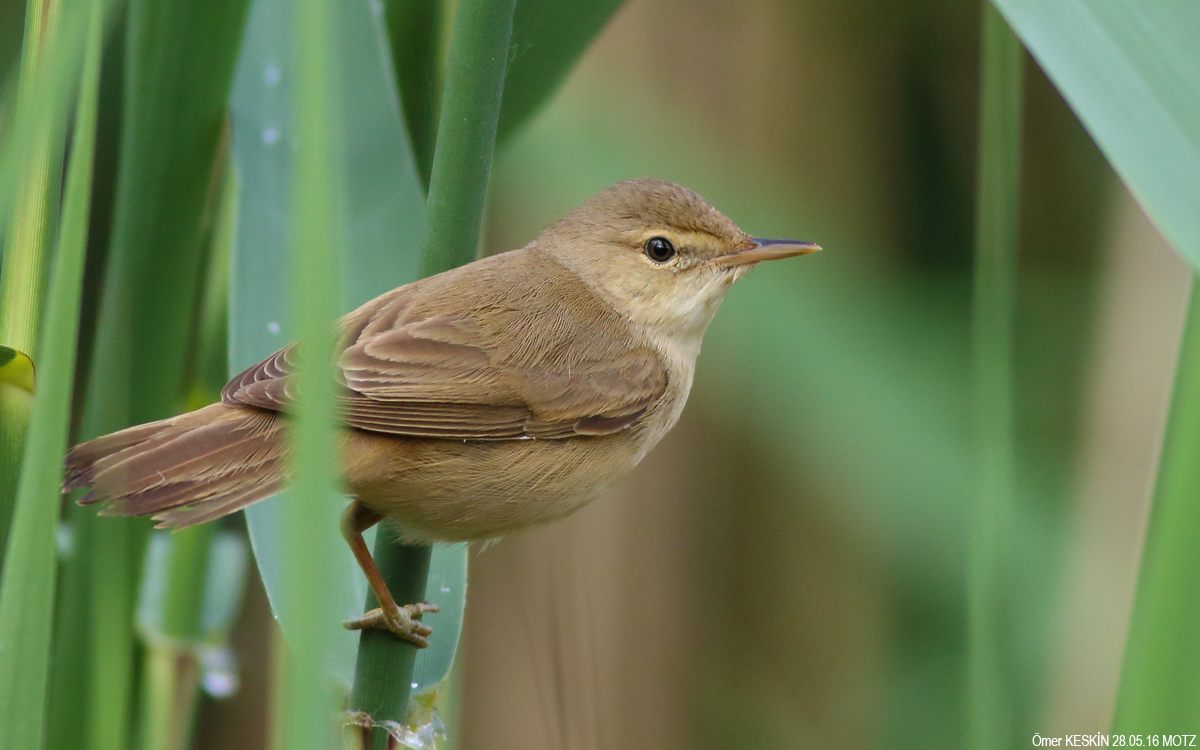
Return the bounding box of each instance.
[343,601,440,647]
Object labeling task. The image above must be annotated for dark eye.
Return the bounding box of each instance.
[644,236,677,263]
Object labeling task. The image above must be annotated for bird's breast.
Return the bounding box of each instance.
[341,354,697,544]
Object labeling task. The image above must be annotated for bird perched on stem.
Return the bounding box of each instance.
[65,178,819,646]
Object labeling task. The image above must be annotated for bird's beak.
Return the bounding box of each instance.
[715,237,822,268]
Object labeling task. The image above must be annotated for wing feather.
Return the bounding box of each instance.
[222,250,669,440]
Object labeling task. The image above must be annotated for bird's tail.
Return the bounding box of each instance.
[65,403,287,528]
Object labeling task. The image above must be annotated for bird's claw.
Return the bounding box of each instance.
[343,601,440,647]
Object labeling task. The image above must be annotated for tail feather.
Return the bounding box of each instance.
[151,474,286,528]
[65,403,287,529]
[93,416,278,498]
[64,420,167,491]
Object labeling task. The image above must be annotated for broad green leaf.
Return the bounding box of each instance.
[230,0,466,697]
[497,0,625,142]
[990,0,1200,266]
[0,0,103,743]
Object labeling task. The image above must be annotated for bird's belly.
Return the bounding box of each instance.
[342,431,647,543]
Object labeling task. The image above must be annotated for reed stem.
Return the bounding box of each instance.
[350,0,516,744]
[968,4,1023,749]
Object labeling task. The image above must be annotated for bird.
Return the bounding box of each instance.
[64,178,819,647]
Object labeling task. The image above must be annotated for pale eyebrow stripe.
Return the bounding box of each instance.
[632,229,721,248]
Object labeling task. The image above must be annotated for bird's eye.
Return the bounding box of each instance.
[644,236,677,263]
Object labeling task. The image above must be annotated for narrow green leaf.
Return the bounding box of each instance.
[0,0,66,569]
[1111,286,1200,730]
[283,0,344,745]
[105,0,250,425]
[0,0,103,744]
[968,5,1024,749]
[0,5,87,238]
[65,2,250,746]
[0,0,63,357]
[134,130,238,750]
[497,0,624,142]
[990,0,1200,267]
[0,2,25,90]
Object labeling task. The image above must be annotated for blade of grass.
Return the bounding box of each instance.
[0,3,85,223]
[68,1,250,745]
[108,0,250,426]
[47,20,138,750]
[1110,284,1200,730]
[280,0,344,745]
[0,0,104,744]
[135,133,236,750]
[0,0,65,564]
[0,2,26,89]
[968,5,1024,749]
[350,0,516,743]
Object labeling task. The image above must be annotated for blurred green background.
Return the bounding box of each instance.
[453,2,1184,748]
[2,0,1196,747]
[203,0,1188,746]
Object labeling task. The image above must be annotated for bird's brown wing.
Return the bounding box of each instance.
[222,257,669,440]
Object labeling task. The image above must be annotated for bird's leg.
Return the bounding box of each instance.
[340,500,440,647]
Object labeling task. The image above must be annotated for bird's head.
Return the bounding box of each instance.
[535,178,820,344]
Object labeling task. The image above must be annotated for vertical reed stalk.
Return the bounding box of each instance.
[349,0,516,744]
[0,0,104,743]
[968,4,1023,749]
[0,0,64,562]
[281,0,344,745]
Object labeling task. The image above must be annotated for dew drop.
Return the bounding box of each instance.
[264,64,281,86]
[200,647,240,698]
[439,585,450,593]
[267,321,281,334]
[262,127,280,145]
[56,524,74,557]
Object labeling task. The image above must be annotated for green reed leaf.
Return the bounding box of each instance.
[0,0,103,744]
[968,5,1024,749]
[991,0,1200,267]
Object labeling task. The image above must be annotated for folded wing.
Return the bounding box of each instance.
[222,252,669,440]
